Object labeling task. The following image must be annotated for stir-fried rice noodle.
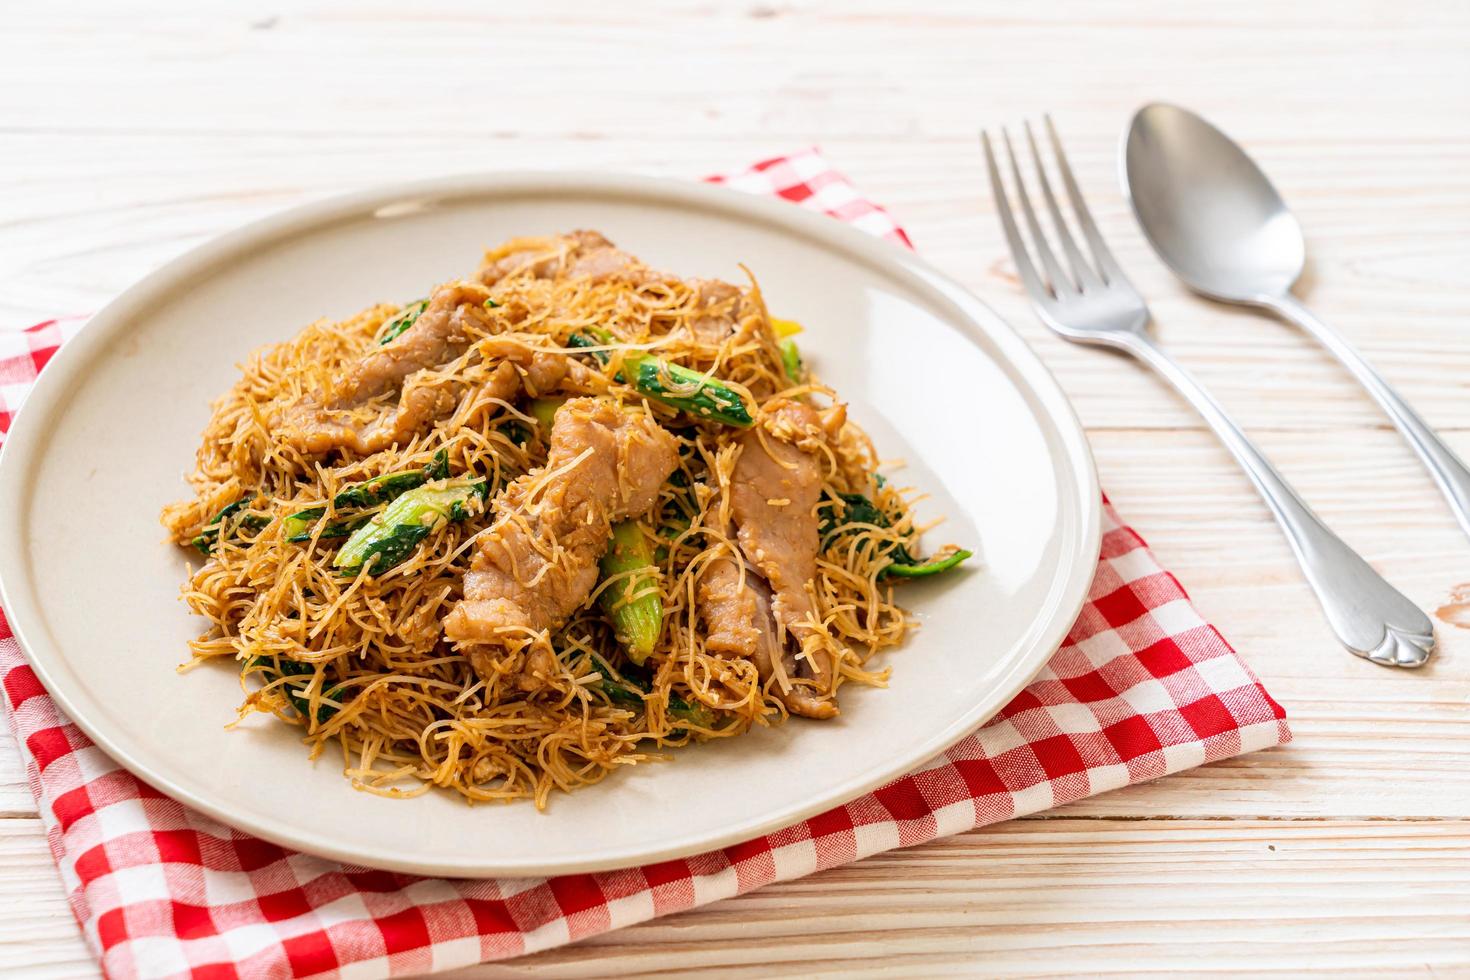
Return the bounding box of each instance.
[160,232,962,808]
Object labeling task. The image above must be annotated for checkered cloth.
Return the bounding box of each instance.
[0,150,1290,979]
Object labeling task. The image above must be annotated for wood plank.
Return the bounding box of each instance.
[2,816,1467,978]
[0,697,35,816]
[1076,426,1470,818]
[463,817,1470,977]
[1,2,1467,144]
[0,821,94,978]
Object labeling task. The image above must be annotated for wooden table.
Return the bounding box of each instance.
[3,1,1468,975]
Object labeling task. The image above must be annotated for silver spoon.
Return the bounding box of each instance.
[1123,102,1470,542]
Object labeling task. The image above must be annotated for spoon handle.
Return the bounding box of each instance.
[1264,293,1470,542]
[1118,331,1434,667]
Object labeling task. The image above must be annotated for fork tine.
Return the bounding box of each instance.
[980,131,1052,306]
[1023,120,1104,292]
[1000,129,1075,297]
[1043,114,1130,285]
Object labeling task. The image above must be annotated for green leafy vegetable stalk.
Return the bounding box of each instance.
[597,664,715,729]
[247,656,345,725]
[192,495,270,555]
[779,338,803,382]
[284,450,450,542]
[884,549,972,577]
[528,397,566,431]
[597,521,663,664]
[569,329,754,427]
[333,476,488,576]
[819,490,972,579]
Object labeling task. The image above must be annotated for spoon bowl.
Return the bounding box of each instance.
[1123,101,1470,546]
[1123,102,1305,303]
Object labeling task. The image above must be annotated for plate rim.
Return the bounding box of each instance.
[0,170,1101,877]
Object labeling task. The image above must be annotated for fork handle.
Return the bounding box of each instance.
[1262,293,1470,542]
[1118,331,1434,667]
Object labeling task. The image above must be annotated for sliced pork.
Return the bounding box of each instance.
[334,282,492,405]
[698,399,839,719]
[279,284,581,457]
[685,280,745,346]
[477,230,656,287]
[280,282,497,455]
[444,398,679,686]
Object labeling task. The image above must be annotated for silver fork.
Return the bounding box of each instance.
[982,117,1434,668]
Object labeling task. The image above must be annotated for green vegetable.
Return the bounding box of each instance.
[282,512,370,543]
[884,548,974,578]
[192,495,270,555]
[597,521,663,664]
[652,512,692,564]
[597,666,715,729]
[623,354,754,427]
[654,470,699,562]
[528,397,566,431]
[566,330,611,364]
[377,299,428,345]
[342,524,433,575]
[780,338,803,382]
[666,692,715,729]
[334,476,488,576]
[285,451,450,542]
[339,449,450,507]
[819,492,887,545]
[569,328,754,427]
[500,420,533,448]
[818,490,972,579]
[248,656,345,724]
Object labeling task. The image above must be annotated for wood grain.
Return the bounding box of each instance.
[470,819,1470,978]
[2,0,1468,975]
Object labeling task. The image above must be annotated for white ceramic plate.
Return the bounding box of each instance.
[0,173,1098,877]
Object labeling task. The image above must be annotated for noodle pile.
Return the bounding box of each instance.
[161,234,957,808]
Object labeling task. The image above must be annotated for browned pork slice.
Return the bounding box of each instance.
[444,398,679,685]
[281,282,497,455]
[684,279,745,346]
[335,281,492,405]
[480,231,753,360]
[280,285,582,456]
[697,399,838,719]
[697,552,764,657]
[478,230,655,287]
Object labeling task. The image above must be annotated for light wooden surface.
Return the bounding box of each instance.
[3,1,1469,975]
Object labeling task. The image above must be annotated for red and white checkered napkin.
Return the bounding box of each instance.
[0,150,1290,980]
